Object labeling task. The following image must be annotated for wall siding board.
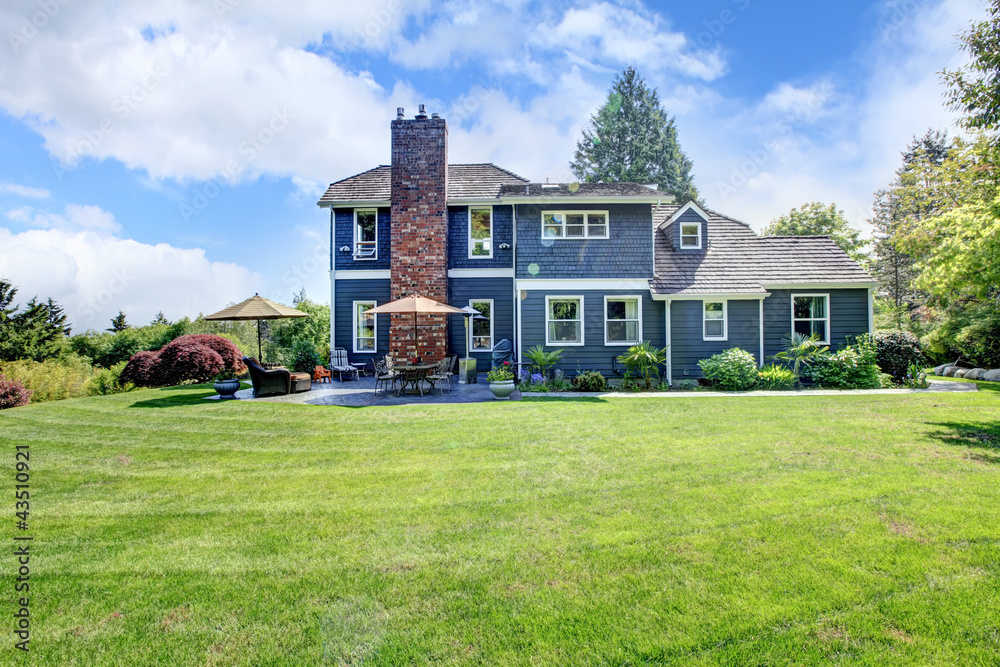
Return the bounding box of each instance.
[333,208,391,271]
[519,290,664,377]
[448,278,515,366]
[333,279,391,364]
[670,299,761,379]
[448,205,514,269]
[762,289,870,360]
[515,203,654,279]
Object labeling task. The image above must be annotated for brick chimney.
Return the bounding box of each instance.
[389,105,450,360]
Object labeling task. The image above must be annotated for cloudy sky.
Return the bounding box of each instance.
[0,0,979,331]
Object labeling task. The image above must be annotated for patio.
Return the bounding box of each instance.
[208,374,518,406]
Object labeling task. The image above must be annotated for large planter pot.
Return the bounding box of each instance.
[489,380,516,400]
[214,378,241,399]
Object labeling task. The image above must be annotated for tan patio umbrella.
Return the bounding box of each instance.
[204,293,309,362]
[364,295,464,360]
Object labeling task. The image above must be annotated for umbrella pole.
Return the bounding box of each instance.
[257,320,262,362]
[413,313,418,361]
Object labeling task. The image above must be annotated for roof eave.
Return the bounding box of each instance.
[500,195,668,205]
[317,200,390,208]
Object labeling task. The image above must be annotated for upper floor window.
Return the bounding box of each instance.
[354,209,377,260]
[680,222,702,249]
[469,207,493,258]
[470,299,493,350]
[541,211,609,239]
[605,296,642,345]
[703,301,727,341]
[546,296,584,346]
[792,294,829,344]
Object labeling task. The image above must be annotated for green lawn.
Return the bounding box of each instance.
[2,386,999,665]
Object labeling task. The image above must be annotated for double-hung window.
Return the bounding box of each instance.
[541,211,608,239]
[703,301,727,341]
[353,300,376,352]
[605,296,641,345]
[354,209,377,260]
[469,299,493,350]
[792,294,830,343]
[546,296,584,345]
[680,222,702,249]
[469,207,493,258]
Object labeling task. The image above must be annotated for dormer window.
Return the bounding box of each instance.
[680,222,702,249]
[354,209,377,260]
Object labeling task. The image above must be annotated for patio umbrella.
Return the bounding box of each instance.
[364,295,465,360]
[204,293,309,361]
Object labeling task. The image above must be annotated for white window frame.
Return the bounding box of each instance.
[468,206,493,259]
[791,293,830,345]
[352,300,377,353]
[469,298,494,351]
[604,295,643,346]
[353,209,378,260]
[545,295,585,346]
[703,300,728,341]
[540,211,610,240]
[680,221,702,249]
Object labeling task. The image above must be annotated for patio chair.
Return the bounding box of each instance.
[243,356,312,397]
[428,355,456,394]
[331,348,360,381]
[373,358,398,396]
[313,365,332,383]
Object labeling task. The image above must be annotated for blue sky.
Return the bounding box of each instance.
[0,0,979,330]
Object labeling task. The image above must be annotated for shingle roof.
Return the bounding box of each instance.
[650,204,875,295]
[317,163,528,205]
[499,182,663,197]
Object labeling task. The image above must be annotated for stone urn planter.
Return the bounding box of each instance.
[489,379,516,400]
[214,378,241,399]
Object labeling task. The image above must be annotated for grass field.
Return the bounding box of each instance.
[2,385,999,665]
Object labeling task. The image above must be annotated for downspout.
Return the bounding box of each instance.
[867,287,874,334]
[665,298,672,386]
[513,203,521,365]
[329,207,336,357]
[758,298,765,368]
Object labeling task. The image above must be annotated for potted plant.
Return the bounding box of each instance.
[213,369,242,399]
[487,361,516,400]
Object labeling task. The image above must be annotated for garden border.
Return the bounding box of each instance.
[523,380,978,399]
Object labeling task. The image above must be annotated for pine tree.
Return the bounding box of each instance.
[571,67,698,203]
[0,280,70,361]
[150,311,170,326]
[108,310,130,332]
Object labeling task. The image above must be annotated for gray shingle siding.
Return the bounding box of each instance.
[448,278,514,366]
[670,299,762,380]
[515,204,654,279]
[448,205,514,269]
[333,208,391,271]
[519,290,664,378]
[762,289,870,360]
[333,279,391,363]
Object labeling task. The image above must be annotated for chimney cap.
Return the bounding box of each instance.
[416,104,428,120]
[396,107,404,120]
[431,112,441,119]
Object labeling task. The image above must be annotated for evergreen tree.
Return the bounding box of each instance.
[941,1,1000,133]
[150,311,170,326]
[0,280,70,361]
[571,67,698,203]
[108,310,130,332]
[762,202,866,262]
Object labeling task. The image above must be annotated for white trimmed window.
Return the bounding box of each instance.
[703,301,727,341]
[469,299,494,350]
[353,300,376,352]
[546,296,584,346]
[469,207,493,258]
[541,211,609,239]
[605,296,642,345]
[680,222,702,249]
[792,294,830,344]
[354,209,377,260]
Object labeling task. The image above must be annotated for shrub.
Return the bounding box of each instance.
[902,363,929,389]
[616,341,667,390]
[120,351,159,387]
[0,372,32,409]
[757,363,796,390]
[86,361,136,395]
[772,332,828,382]
[956,314,1000,368]
[698,348,759,391]
[524,345,563,378]
[150,340,224,386]
[572,370,607,392]
[0,356,94,403]
[809,337,881,389]
[290,340,322,373]
[169,334,245,373]
[873,330,925,384]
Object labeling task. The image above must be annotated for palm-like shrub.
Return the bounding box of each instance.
[524,345,563,378]
[698,348,759,391]
[617,341,667,390]
[773,332,829,382]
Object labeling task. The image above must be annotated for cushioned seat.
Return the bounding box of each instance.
[289,372,312,393]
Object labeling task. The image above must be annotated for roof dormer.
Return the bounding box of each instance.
[658,201,710,251]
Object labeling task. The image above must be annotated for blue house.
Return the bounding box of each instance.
[317,106,874,384]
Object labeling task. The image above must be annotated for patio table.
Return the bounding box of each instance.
[394,363,437,396]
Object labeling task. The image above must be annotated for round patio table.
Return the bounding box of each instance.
[394,364,437,396]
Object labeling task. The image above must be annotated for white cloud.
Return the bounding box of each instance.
[5,203,121,232]
[0,207,261,329]
[0,182,50,198]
